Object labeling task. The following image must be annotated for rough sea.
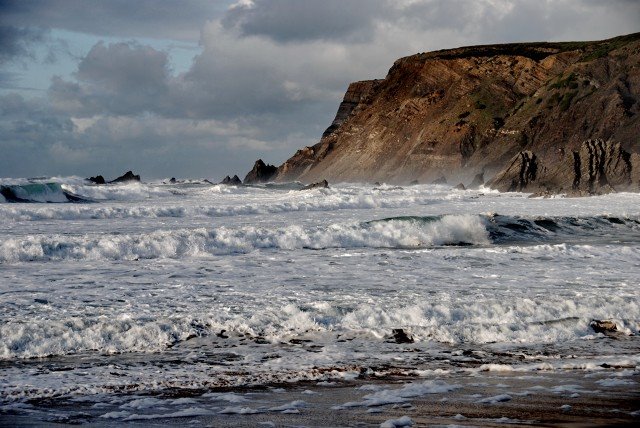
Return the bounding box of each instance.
[1,177,639,424]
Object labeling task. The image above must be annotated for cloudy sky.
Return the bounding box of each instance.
[1,0,639,180]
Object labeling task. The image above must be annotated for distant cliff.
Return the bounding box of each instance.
[273,33,640,194]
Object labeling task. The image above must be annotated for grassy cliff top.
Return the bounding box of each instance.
[409,32,640,62]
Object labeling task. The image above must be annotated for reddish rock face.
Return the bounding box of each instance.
[274,34,640,194]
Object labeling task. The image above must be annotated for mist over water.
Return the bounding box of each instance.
[1,177,639,422]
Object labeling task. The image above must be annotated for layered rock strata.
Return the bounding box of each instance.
[272,33,640,194]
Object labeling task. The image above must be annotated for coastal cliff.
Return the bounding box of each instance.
[273,33,640,194]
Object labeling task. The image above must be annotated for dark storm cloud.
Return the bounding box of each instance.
[2,0,639,179]
[222,0,386,43]
[0,25,47,63]
[49,42,171,116]
[0,0,220,41]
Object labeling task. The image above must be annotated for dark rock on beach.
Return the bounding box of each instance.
[391,328,414,344]
[590,319,618,334]
[244,159,277,184]
[109,171,141,183]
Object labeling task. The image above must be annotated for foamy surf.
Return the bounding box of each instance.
[3,213,640,262]
[0,178,638,424]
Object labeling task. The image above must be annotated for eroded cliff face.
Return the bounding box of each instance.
[274,34,640,193]
[488,139,639,195]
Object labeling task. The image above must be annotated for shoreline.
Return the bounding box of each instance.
[2,369,638,426]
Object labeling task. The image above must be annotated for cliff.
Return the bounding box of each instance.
[274,33,640,193]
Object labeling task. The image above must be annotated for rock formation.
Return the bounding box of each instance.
[590,319,618,334]
[468,172,485,189]
[109,171,141,183]
[489,139,638,195]
[391,329,414,344]
[273,33,640,194]
[301,179,329,190]
[87,175,106,185]
[220,175,242,185]
[243,159,278,184]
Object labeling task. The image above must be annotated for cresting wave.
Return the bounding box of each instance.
[2,214,639,263]
[0,183,89,203]
[380,213,640,245]
[0,214,488,262]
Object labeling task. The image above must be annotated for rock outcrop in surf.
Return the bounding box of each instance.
[243,159,277,184]
[110,171,141,183]
[86,171,141,184]
[220,175,242,185]
[87,175,106,185]
[272,33,640,195]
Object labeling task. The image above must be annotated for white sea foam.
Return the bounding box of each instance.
[380,415,414,428]
[0,179,638,422]
[0,215,489,262]
[337,380,460,408]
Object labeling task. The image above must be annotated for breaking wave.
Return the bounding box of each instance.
[0,183,90,203]
[1,291,637,360]
[0,214,488,262]
[372,214,640,244]
[1,214,639,263]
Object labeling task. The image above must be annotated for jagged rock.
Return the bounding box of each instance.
[87,175,106,185]
[590,319,618,334]
[221,175,242,185]
[109,171,140,183]
[488,151,538,192]
[489,140,636,195]
[573,139,631,194]
[244,159,277,184]
[301,179,329,190]
[454,183,466,190]
[468,172,485,189]
[169,177,177,184]
[432,176,447,185]
[391,329,414,344]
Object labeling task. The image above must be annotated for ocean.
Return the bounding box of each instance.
[1,177,639,424]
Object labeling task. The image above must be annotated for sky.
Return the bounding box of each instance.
[1,0,639,180]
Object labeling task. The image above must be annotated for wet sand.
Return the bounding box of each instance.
[198,370,639,427]
[2,369,638,426]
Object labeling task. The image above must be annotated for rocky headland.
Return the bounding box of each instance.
[266,33,640,195]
